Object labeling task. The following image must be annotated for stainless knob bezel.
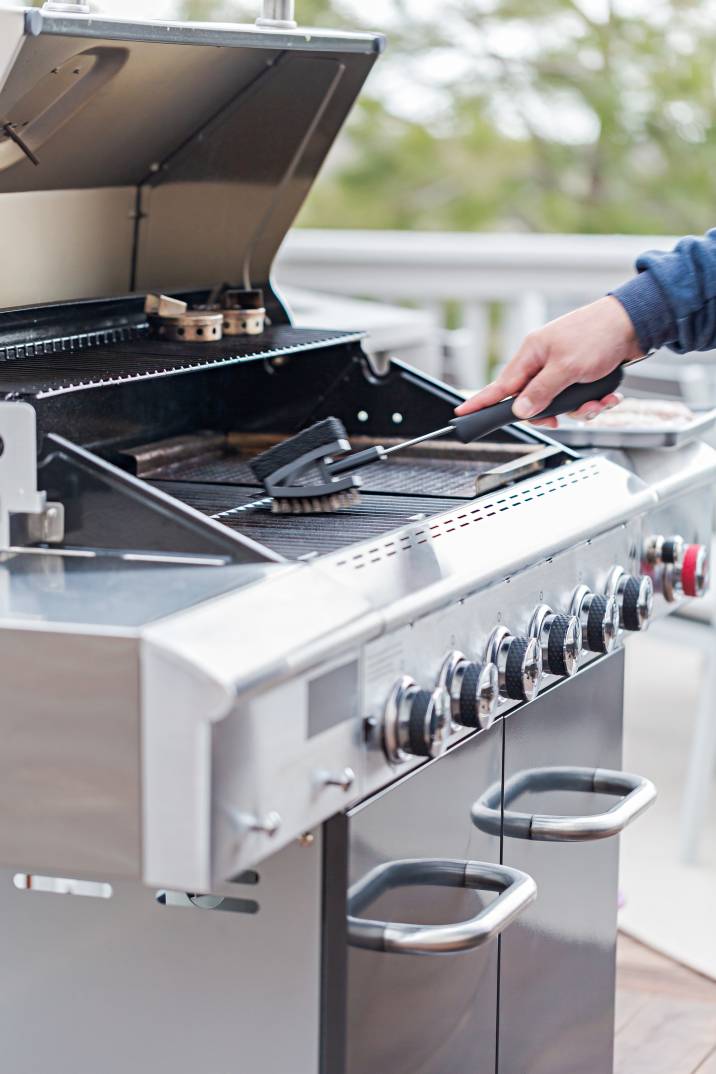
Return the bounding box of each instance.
[486,626,543,702]
[528,603,581,677]
[382,676,451,765]
[570,585,620,654]
[438,650,500,730]
[607,568,653,630]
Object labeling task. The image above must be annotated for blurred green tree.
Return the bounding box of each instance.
[181,0,716,235]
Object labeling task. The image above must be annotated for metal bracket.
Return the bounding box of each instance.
[0,401,64,548]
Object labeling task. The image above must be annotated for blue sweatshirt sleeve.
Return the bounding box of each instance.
[610,229,716,354]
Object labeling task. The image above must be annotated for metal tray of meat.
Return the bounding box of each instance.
[547,408,716,450]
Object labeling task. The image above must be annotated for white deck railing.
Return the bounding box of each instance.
[276,229,675,384]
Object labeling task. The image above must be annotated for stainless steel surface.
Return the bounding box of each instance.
[549,407,716,448]
[347,857,536,954]
[345,719,503,1074]
[0,11,382,309]
[499,655,625,1074]
[0,840,322,1074]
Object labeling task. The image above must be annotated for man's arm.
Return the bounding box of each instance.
[611,229,716,354]
[456,229,716,425]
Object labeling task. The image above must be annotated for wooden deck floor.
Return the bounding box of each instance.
[616,934,716,1074]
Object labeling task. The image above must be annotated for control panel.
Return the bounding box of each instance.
[213,523,709,882]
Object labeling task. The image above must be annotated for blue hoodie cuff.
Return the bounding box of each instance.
[609,271,677,352]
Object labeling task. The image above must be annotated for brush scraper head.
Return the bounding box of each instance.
[249,417,362,513]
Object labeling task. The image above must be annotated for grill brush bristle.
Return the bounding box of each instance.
[249,417,362,513]
[270,489,362,514]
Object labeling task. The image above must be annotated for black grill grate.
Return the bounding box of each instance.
[152,479,463,559]
[147,451,489,498]
[0,327,359,396]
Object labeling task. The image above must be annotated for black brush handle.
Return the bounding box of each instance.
[449,367,624,444]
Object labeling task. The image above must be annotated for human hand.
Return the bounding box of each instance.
[454,296,643,428]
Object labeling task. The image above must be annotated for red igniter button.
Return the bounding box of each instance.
[681,544,709,598]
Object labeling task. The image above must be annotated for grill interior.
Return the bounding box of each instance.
[138,429,551,560]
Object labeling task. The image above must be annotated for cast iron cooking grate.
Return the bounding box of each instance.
[0,327,359,396]
[151,479,463,559]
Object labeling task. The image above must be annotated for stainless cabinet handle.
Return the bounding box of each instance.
[471,766,657,842]
[347,857,537,955]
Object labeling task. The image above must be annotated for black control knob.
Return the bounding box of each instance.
[439,651,500,730]
[382,677,451,764]
[571,586,620,653]
[487,627,543,702]
[529,605,581,677]
[407,690,442,757]
[615,573,654,631]
[644,534,685,567]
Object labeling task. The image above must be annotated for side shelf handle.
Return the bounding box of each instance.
[471,766,657,842]
[347,858,537,956]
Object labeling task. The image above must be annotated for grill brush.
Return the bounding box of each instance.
[249,417,362,514]
[249,368,624,513]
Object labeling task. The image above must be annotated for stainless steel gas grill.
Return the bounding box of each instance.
[0,6,713,1074]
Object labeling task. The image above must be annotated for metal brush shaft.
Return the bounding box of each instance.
[329,428,453,475]
[329,368,624,479]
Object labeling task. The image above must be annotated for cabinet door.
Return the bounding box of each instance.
[345,722,503,1074]
[497,654,625,1074]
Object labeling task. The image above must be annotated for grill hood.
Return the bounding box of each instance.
[0,7,383,310]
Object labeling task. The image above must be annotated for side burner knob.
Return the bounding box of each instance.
[680,544,709,598]
[382,677,451,764]
[607,569,654,631]
[529,605,581,677]
[438,651,500,730]
[486,627,543,702]
[570,586,620,654]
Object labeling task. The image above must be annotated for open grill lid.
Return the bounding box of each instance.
[0,7,383,311]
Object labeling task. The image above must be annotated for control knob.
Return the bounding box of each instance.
[644,534,684,566]
[438,651,500,730]
[679,543,709,598]
[570,586,620,653]
[606,568,654,631]
[486,626,543,702]
[646,535,709,600]
[529,605,581,676]
[382,676,451,764]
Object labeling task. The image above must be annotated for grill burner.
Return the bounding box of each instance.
[152,479,462,559]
